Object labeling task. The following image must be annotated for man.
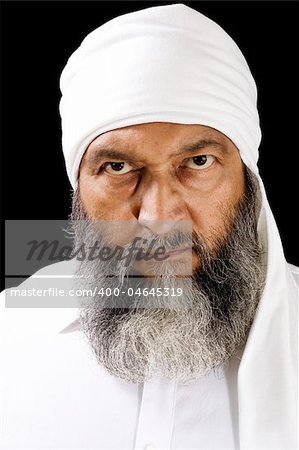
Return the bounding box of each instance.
[1,4,298,449]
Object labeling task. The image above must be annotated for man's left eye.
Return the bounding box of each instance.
[183,155,215,170]
[103,161,134,175]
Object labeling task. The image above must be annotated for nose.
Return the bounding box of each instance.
[136,178,188,235]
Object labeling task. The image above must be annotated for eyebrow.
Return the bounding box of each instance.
[179,139,225,155]
[88,138,226,165]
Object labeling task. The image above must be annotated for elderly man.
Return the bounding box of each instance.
[1,4,298,450]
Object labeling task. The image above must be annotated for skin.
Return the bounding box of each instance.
[78,123,245,271]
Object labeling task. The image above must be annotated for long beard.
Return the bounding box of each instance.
[71,169,265,384]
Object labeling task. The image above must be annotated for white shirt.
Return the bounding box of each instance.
[0,274,241,449]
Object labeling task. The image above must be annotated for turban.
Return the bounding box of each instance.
[59,3,261,188]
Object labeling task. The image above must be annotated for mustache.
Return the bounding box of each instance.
[75,225,210,264]
[71,218,206,256]
[122,229,194,253]
[70,220,227,274]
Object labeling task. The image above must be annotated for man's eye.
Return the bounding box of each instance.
[184,155,215,170]
[103,161,134,175]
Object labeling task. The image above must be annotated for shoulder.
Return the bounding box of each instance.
[287,263,299,287]
[0,260,79,334]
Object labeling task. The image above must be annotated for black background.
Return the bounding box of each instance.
[1,1,299,287]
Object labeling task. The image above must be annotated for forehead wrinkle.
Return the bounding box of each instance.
[87,147,142,166]
[86,132,228,166]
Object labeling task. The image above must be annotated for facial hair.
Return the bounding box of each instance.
[70,168,265,384]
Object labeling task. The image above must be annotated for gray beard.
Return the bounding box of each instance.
[71,169,265,384]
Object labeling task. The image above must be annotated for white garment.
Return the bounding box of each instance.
[0,250,298,449]
[0,266,241,449]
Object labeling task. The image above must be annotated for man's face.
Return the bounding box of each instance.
[78,123,245,271]
[74,123,263,384]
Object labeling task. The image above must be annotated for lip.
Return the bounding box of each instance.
[142,246,192,259]
[162,247,192,258]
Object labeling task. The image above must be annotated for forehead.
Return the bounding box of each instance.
[87,123,231,150]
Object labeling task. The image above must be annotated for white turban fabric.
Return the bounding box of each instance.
[59,3,261,188]
[59,4,297,450]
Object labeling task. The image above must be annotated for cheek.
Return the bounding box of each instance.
[79,175,135,220]
[187,168,245,241]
